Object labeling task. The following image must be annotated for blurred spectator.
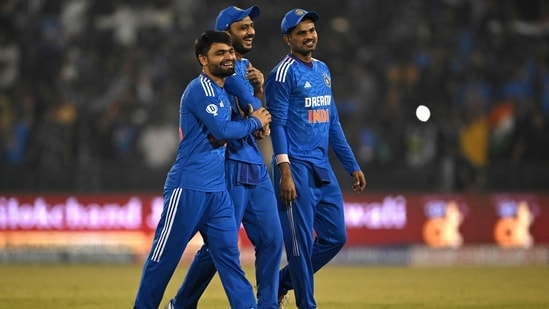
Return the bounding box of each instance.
[511,102,549,163]
[0,0,548,192]
[60,0,90,41]
[2,94,32,166]
[0,30,20,91]
[537,59,549,114]
[33,101,79,189]
[95,2,140,48]
[137,111,178,170]
[405,121,438,169]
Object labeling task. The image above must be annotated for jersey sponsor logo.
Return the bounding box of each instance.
[308,109,329,123]
[304,95,331,107]
[304,81,312,88]
[206,104,218,116]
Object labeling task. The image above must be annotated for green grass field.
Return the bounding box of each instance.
[0,264,548,308]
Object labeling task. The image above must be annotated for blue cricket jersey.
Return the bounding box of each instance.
[164,73,262,191]
[265,54,360,174]
[223,58,264,164]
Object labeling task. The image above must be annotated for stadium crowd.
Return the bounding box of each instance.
[1,0,548,192]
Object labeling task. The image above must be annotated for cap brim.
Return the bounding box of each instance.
[302,11,320,23]
[215,5,261,30]
[247,5,260,20]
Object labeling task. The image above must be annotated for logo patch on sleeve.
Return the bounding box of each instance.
[323,74,331,87]
[206,104,218,116]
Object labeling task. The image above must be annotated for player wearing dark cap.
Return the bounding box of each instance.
[265,8,367,309]
[165,5,283,309]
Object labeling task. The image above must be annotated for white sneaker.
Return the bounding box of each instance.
[164,300,174,309]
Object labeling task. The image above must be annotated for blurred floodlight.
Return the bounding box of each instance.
[416,105,431,122]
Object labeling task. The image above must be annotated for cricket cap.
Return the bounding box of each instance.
[215,5,260,31]
[281,8,320,34]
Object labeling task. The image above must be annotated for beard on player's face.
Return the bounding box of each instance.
[290,37,316,57]
[232,34,254,55]
[292,45,315,57]
[295,48,314,57]
[208,59,235,78]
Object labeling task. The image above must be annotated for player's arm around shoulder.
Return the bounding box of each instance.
[249,105,271,128]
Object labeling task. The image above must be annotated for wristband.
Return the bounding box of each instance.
[275,154,290,165]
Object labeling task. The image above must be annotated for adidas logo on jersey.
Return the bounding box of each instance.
[304,81,312,88]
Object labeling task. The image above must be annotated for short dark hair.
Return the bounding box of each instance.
[194,30,232,61]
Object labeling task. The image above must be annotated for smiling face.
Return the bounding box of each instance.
[199,42,236,79]
[284,19,317,62]
[228,16,255,57]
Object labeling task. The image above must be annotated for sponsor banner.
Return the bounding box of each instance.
[342,193,549,248]
[0,194,162,232]
[1,193,548,254]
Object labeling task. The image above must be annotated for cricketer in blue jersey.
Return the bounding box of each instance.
[265,8,367,309]
[166,5,283,309]
[133,30,272,309]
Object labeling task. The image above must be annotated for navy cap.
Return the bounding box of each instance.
[280,8,320,34]
[215,5,260,31]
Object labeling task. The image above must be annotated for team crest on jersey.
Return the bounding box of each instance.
[323,74,331,87]
[206,104,218,116]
